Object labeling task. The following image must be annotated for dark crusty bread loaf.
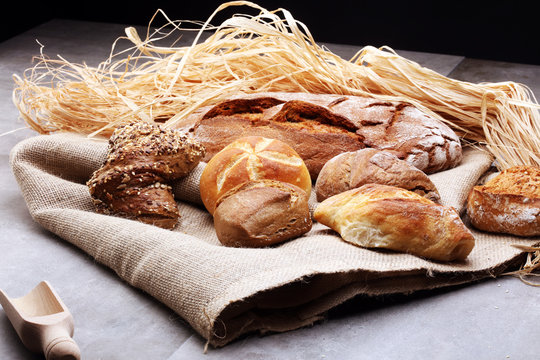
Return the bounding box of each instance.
[466,165,540,236]
[315,148,440,203]
[199,136,312,215]
[213,180,312,247]
[87,122,205,229]
[314,183,475,262]
[178,92,462,179]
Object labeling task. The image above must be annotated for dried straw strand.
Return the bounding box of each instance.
[11,1,540,169]
[505,245,540,286]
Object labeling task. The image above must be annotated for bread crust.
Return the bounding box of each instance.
[315,148,440,202]
[179,92,462,178]
[213,180,312,247]
[314,183,475,261]
[87,122,205,229]
[199,136,312,215]
[466,165,540,236]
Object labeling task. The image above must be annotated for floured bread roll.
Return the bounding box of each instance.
[315,148,440,202]
[87,122,205,229]
[213,180,312,247]
[199,136,312,215]
[467,165,540,236]
[314,183,475,261]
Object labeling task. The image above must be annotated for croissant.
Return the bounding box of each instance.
[87,122,205,229]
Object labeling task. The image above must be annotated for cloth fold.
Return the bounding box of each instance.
[9,133,539,347]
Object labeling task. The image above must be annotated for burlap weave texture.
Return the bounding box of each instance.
[9,133,539,347]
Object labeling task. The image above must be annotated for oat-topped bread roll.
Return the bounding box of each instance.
[213,180,312,247]
[199,136,312,215]
[179,92,462,178]
[467,165,540,236]
[87,122,205,229]
[315,148,440,203]
[314,183,475,262]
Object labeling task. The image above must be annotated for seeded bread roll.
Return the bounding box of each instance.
[87,122,205,229]
[466,165,540,236]
[179,92,462,179]
[315,148,440,203]
[213,180,312,247]
[314,183,475,262]
[199,136,312,215]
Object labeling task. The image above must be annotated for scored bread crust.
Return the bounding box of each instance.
[314,183,475,262]
[466,165,540,236]
[213,180,312,247]
[178,92,462,179]
[315,148,440,202]
[199,136,312,215]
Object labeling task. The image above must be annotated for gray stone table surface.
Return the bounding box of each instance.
[1,19,539,360]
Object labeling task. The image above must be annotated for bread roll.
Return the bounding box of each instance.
[199,136,312,214]
[179,92,462,178]
[466,165,540,236]
[314,183,475,261]
[213,180,312,247]
[315,148,440,202]
[87,122,205,229]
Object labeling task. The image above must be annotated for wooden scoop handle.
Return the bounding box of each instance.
[43,326,81,360]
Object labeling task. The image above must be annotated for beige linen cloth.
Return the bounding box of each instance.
[10,133,540,347]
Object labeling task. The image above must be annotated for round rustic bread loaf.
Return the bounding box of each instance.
[315,148,440,203]
[199,136,312,214]
[466,165,540,236]
[179,92,463,179]
[213,180,312,247]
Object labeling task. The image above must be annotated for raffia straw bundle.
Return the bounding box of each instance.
[12,1,540,170]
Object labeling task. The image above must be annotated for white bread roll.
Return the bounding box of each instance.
[199,136,312,214]
[314,183,475,262]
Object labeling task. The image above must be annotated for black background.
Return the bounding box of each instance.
[4,1,538,65]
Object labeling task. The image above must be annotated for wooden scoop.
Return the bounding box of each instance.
[0,281,81,360]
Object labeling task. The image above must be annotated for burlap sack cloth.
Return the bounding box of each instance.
[9,133,540,347]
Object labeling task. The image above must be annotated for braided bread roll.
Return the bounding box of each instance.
[87,122,205,229]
